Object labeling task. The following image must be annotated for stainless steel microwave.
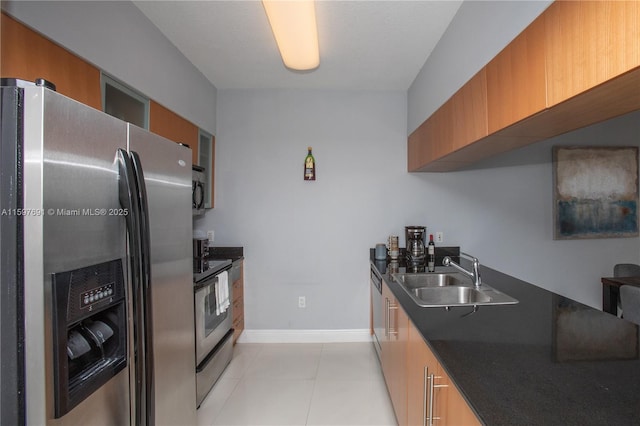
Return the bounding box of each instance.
[192,165,206,216]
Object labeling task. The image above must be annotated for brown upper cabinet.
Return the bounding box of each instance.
[450,69,488,154]
[149,100,200,167]
[3,12,216,205]
[545,1,640,107]
[486,15,546,134]
[1,13,102,110]
[408,69,488,171]
[409,1,640,172]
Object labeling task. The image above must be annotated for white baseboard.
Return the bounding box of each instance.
[236,329,373,344]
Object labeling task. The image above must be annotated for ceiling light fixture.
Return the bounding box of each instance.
[262,0,320,71]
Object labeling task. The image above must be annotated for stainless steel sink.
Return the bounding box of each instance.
[391,272,519,308]
[412,286,492,305]
[392,272,467,289]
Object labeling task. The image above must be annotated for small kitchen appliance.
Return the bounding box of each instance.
[193,238,209,259]
[192,165,206,216]
[405,226,427,264]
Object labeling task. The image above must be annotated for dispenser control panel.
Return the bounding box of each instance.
[81,283,115,308]
[53,259,125,323]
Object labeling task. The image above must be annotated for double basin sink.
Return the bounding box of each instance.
[392,272,518,308]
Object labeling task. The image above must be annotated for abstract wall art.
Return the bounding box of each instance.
[553,146,639,240]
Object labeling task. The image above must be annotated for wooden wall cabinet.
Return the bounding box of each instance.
[408,69,487,172]
[486,15,546,134]
[231,260,244,344]
[381,282,409,426]
[2,13,217,200]
[149,100,199,166]
[450,69,488,152]
[408,1,640,173]
[1,13,102,109]
[408,103,449,171]
[544,1,640,107]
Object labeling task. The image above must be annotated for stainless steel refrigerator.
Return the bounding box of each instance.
[1,80,197,425]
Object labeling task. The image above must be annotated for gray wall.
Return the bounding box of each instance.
[197,89,410,330]
[454,111,640,309]
[2,0,217,135]
[196,1,640,334]
[199,87,639,334]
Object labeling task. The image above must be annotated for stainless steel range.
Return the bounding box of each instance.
[193,257,234,407]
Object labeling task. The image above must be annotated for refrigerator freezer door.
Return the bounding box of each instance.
[1,86,25,426]
[128,124,196,425]
[20,87,131,425]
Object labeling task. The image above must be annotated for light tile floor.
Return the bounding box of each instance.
[197,342,397,426]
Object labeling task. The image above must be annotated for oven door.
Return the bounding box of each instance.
[194,273,232,366]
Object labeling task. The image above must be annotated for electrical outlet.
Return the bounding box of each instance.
[435,232,444,243]
[207,230,214,242]
[298,296,306,308]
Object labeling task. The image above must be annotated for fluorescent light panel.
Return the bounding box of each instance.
[262,0,320,71]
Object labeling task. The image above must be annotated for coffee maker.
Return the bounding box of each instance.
[405,226,427,264]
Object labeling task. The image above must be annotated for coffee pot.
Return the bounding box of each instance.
[405,226,426,263]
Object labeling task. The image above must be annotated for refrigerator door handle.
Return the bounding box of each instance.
[130,151,155,426]
[117,149,148,426]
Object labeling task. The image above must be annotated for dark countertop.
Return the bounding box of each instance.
[206,246,244,262]
[372,255,640,425]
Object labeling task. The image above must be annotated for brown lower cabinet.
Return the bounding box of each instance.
[382,282,409,426]
[407,321,480,426]
[231,260,244,343]
[382,280,480,426]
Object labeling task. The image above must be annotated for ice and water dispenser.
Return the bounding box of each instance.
[51,259,127,418]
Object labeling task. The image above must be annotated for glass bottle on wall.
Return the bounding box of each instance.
[304,147,316,181]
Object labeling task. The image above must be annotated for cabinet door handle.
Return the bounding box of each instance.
[388,301,398,336]
[423,366,428,426]
[427,373,449,426]
[427,373,435,426]
[384,298,389,338]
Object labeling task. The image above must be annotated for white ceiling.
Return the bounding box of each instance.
[133,0,462,91]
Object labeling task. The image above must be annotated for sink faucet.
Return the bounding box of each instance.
[442,253,482,288]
